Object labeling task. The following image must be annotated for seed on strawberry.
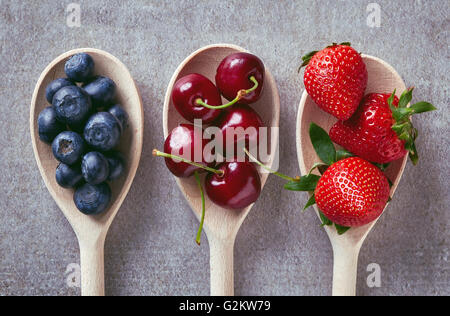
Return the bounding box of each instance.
[301,42,368,120]
[314,157,390,227]
[330,88,436,165]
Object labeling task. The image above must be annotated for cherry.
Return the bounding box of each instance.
[161,124,215,178]
[172,74,221,124]
[205,161,261,210]
[215,52,265,104]
[153,147,264,241]
[215,104,263,157]
[153,138,299,243]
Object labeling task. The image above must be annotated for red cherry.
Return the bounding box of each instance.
[163,124,214,177]
[215,52,265,104]
[172,74,221,124]
[205,161,261,210]
[215,104,263,157]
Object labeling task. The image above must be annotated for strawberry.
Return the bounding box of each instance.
[301,42,368,120]
[314,157,390,227]
[284,123,390,234]
[330,89,436,165]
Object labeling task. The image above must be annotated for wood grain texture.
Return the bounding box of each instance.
[163,44,280,296]
[296,55,408,296]
[30,48,144,296]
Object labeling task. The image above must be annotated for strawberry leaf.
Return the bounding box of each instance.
[335,224,351,235]
[391,122,409,134]
[374,163,390,171]
[392,107,413,122]
[318,212,351,234]
[336,149,353,161]
[308,162,328,175]
[318,164,329,175]
[303,194,316,212]
[398,88,414,108]
[319,211,333,227]
[309,123,336,166]
[407,141,419,165]
[387,178,394,188]
[412,128,419,141]
[390,89,436,165]
[387,90,397,111]
[327,42,351,48]
[410,102,437,114]
[397,131,410,141]
[299,50,319,69]
[284,174,321,191]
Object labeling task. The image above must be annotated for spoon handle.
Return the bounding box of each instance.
[331,242,362,296]
[209,237,235,296]
[79,237,106,296]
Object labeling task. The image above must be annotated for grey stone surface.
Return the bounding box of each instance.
[0,0,449,296]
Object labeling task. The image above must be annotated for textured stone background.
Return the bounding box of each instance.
[0,0,448,296]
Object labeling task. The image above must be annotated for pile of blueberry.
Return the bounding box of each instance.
[37,52,129,215]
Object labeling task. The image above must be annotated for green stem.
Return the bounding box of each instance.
[243,148,299,182]
[194,171,206,245]
[195,76,259,110]
[153,149,224,176]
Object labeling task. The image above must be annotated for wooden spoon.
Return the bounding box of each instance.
[30,48,144,296]
[296,55,407,296]
[163,44,280,296]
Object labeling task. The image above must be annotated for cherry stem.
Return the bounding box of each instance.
[195,76,259,110]
[153,149,224,176]
[243,148,299,182]
[194,171,206,245]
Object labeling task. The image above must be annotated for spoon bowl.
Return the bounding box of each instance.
[163,44,280,296]
[30,48,144,296]
[296,54,407,296]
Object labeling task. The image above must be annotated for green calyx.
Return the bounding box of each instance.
[326,42,351,48]
[299,42,352,71]
[299,50,319,69]
[318,211,350,234]
[388,88,437,165]
[283,122,351,234]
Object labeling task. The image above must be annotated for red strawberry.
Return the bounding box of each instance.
[283,123,391,233]
[301,42,368,120]
[314,157,390,227]
[330,89,436,165]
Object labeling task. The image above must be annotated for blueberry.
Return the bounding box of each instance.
[45,78,75,103]
[82,76,116,108]
[74,182,111,215]
[55,163,83,188]
[106,151,125,181]
[64,53,95,82]
[81,152,110,184]
[38,106,65,144]
[52,131,85,165]
[108,104,129,132]
[52,86,92,126]
[84,112,121,151]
